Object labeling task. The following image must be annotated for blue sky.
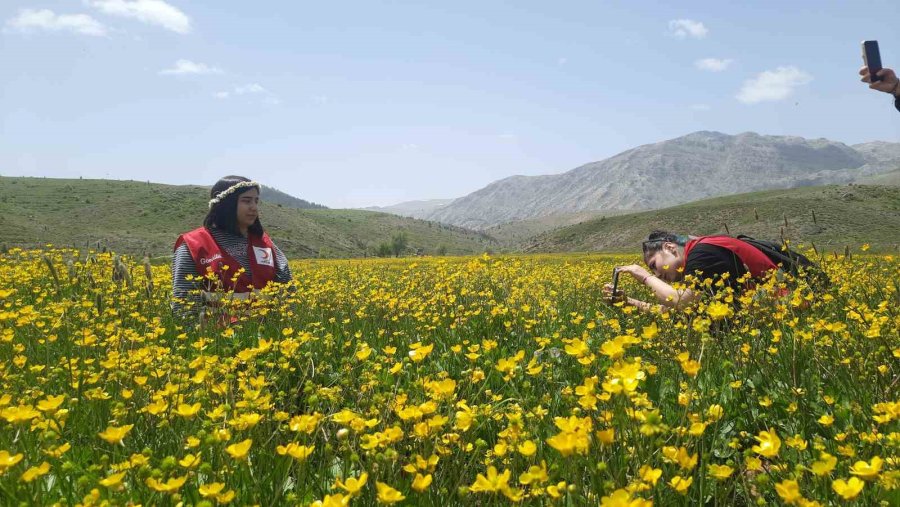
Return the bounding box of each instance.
[2,0,899,208]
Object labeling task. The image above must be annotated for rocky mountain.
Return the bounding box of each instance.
[364,198,454,218]
[852,141,900,165]
[426,131,900,230]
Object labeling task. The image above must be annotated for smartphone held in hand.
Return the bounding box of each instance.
[610,267,621,303]
[862,40,883,82]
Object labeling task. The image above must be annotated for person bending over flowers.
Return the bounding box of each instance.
[603,230,787,313]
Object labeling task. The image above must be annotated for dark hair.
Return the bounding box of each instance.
[642,230,689,257]
[203,175,264,236]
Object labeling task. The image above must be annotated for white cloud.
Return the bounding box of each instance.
[234,83,267,95]
[695,58,733,72]
[736,66,812,104]
[215,84,278,104]
[160,59,222,75]
[87,0,190,34]
[4,8,107,36]
[668,19,708,39]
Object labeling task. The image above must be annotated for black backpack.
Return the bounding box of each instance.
[736,235,830,288]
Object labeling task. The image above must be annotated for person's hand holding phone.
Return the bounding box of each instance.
[602,283,626,304]
[860,41,900,98]
[860,66,900,97]
[604,267,622,304]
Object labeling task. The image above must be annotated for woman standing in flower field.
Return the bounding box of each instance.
[605,230,820,312]
[172,175,292,320]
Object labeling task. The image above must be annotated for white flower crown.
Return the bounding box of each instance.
[208,181,260,209]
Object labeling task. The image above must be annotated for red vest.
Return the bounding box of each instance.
[174,227,278,293]
[683,236,778,278]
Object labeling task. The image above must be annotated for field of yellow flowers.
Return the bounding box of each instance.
[0,247,897,506]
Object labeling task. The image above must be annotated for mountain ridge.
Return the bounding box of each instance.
[425,131,900,229]
[363,198,455,218]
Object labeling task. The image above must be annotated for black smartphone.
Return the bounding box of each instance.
[863,40,883,82]
[610,267,621,303]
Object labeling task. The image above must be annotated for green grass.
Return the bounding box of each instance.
[3,177,898,258]
[0,177,497,258]
[486,210,632,246]
[524,184,900,253]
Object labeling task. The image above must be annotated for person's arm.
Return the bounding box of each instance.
[625,296,667,314]
[171,244,203,319]
[272,242,293,283]
[859,66,900,112]
[617,264,697,309]
[602,284,663,313]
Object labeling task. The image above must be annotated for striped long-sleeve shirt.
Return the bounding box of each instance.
[171,227,292,318]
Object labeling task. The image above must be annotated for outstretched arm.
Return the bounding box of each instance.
[617,264,697,309]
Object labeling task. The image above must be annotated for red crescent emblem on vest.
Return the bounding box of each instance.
[260,249,270,260]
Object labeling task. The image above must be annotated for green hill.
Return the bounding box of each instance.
[524,184,900,253]
[0,177,496,258]
[855,168,900,186]
[259,185,328,210]
[486,210,631,247]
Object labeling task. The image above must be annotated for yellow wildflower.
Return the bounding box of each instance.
[98,424,134,445]
[276,443,315,461]
[98,471,127,488]
[174,403,201,418]
[849,456,882,481]
[37,395,65,412]
[335,472,368,496]
[517,440,537,456]
[775,479,802,505]
[752,429,781,458]
[600,488,652,507]
[831,477,864,500]
[21,461,50,483]
[810,453,837,476]
[145,475,187,494]
[669,475,693,494]
[199,482,226,497]
[225,439,252,460]
[707,464,734,480]
[411,473,432,492]
[471,466,511,493]
[376,481,406,504]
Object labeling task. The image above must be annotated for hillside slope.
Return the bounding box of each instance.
[524,184,900,253]
[0,177,495,258]
[259,185,327,210]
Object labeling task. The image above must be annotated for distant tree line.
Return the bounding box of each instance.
[374,232,448,257]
